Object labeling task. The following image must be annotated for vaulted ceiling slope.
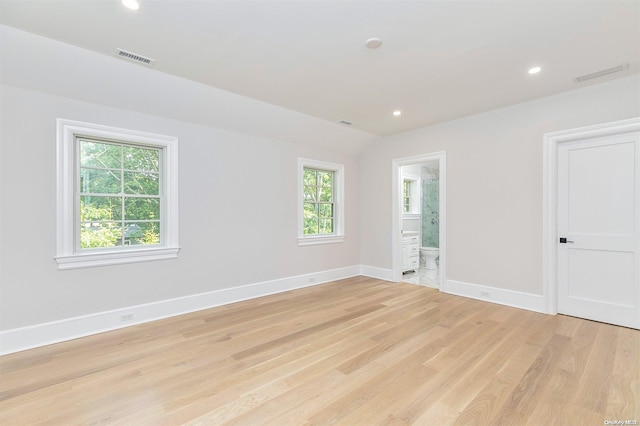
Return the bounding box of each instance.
[1,0,638,136]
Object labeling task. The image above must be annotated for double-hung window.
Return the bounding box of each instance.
[78,139,161,248]
[402,175,420,216]
[403,179,412,213]
[298,158,344,245]
[56,119,179,269]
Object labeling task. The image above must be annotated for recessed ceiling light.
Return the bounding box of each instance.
[528,66,542,75]
[365,38,382,49]
[122,0,140,10]
[393,110,402,117]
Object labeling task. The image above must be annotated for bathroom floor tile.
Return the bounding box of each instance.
[402,266,439,288]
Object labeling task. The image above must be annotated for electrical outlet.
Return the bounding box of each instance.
[480,291,490,298]
[120,313,134,322]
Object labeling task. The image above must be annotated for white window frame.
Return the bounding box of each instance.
[402,174,421,217]
[403,179,412,213]
[297,158,344,246]
[56,119,180,270]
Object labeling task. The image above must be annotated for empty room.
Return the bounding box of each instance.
[0,0,639,424]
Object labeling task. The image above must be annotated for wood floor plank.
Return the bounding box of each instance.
[572,321,619,414]
[606,326,640,419]
[390,312,529,424]
[438,307,531,412]
[1,277,638,425]
[490,333,573,425]
[303,330,445,425]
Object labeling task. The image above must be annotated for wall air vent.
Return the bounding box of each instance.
[116,48,155,65]
[338,120,353,126]
[575,63,628,83]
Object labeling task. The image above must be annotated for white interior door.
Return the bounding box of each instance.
[557,131,640,329]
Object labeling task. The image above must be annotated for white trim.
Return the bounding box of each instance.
[297,234,345,246]
[444,279,545,313]
[391,152,447,290]
[402,214,421,220]
[55,247,180,270]
[0,265,554,355]
[56,119,180,269]
[359,265,394,281]
[542,117,640,314]
[0,265,360,355]
[297,157,345,246]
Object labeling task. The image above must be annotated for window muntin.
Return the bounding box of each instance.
[78,138,161,250]
[303,168,335,235]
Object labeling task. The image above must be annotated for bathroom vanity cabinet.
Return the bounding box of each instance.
[402,234,419,273]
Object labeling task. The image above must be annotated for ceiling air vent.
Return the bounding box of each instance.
[575,63,628,83]
[116,48,155,65]
[338,120,353,126]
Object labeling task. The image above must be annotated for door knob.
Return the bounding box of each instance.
[559,237,574,244]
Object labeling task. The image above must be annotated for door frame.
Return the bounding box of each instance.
[391,151,447,287]
[542,117,640,315]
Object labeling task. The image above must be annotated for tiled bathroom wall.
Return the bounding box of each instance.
[421,167,439,248]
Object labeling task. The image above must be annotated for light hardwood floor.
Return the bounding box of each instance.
[1,276,638,425]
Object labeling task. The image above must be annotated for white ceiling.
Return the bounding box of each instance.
[1,0,638,136]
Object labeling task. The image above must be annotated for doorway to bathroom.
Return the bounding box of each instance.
[391,152,446,289]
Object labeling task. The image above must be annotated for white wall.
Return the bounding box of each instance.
[0,27,369,345]
[0,84,362,331]
[360,75,640,297]
[2,24,639,351]
[0,26,375,156]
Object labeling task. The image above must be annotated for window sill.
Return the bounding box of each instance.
[55,247,181,270]
[402,213,421,219]
[298,235,345,246]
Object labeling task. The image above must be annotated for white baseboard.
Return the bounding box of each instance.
[443,279,545,313]
[0,269,547,355]
[0,265,360,355]
[359,265,394,281]
[358,268,544,314]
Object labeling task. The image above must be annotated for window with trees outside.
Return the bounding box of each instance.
[303,168,335,235]
[298,158,344,245]
[56,119,179,270]
[79,139,161,249]
[403,179,412,213]
[402,175,420,215]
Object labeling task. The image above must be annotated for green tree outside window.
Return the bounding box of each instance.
[303,168,335,235]
[79,139,161,249]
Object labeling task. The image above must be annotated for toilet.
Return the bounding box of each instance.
[420,247,439,270]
